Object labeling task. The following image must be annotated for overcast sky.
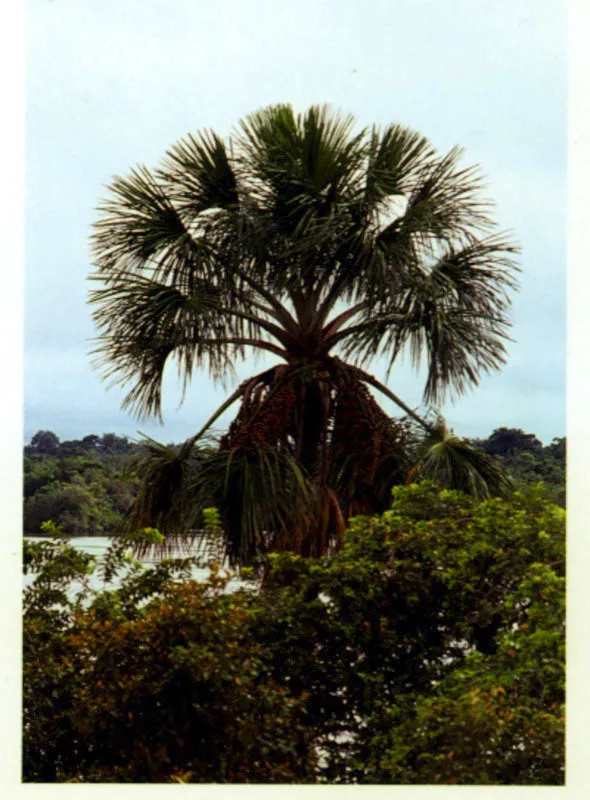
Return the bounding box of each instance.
[24,0,566,445]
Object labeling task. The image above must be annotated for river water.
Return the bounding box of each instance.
[23,535,243,594]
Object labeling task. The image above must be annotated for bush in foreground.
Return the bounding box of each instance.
[23,483,564,783]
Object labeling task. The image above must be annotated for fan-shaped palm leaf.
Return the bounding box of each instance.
[333,234,519,404]
[408,418,513,500]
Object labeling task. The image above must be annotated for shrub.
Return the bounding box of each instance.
[256,482,565,783]
[23,483,565,784]
[23,537,314,783]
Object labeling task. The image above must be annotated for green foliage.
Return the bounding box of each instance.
[410,418,513,500]
[24,481,117,535]
[484,427,543,457]
[29,429,60,454]
[23,483,564,784]
[253,482,564,783]
[473,430,566,508]
[23,455,59,498]
[503,452,565,508]
[23,431,140,535]
[25,431,134,459]
[24,524,96,624]
[23,534,314,783]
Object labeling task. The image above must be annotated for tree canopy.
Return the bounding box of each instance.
[484,427,543,458]
[89,104,519,562]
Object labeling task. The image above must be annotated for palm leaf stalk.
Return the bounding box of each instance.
[90,104,519,563]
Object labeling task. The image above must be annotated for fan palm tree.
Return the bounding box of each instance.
[90,104,518,563]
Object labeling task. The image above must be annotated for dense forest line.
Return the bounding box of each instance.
[23,426,565,536]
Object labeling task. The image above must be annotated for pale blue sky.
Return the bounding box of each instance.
[24,0,566,444]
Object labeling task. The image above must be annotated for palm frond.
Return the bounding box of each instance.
[125,434,208,555]
[156,129,239,216]
[361,123,435,209]
[237,104,366,259]
[401,145,494,240]
[191,444,316,564]
[92,139,259,307]
[408,418,513,500]
[239,103,362,190]
[89,272,240,419]
[89,264,295,419]
[337,234,519,403]
[92,165,188,272]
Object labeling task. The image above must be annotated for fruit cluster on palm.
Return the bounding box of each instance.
[89,104,518,563]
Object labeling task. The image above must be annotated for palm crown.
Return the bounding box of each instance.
[90,104,518,562]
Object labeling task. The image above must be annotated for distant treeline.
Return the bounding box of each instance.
[23,427,565,536]
[470,428,565,508]
[24,430,138,459]
[24,432,141,536]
